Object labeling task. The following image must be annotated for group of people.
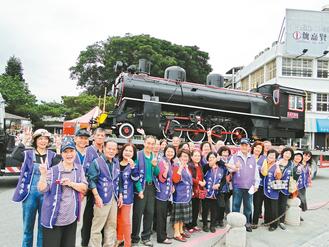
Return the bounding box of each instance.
[12,127,313,247]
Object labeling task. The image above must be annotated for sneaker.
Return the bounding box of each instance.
[279,223,286,230]
[269,226,277,232]
[246,226,252,232]
[141,240,153,246]
[203,225,209,232]
[210,226,216,233]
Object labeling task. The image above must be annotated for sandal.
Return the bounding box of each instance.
[181,232,191,238]
[174,236,187,242]
[193,226,201,232]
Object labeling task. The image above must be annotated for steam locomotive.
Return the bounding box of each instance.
[101,62,305,145]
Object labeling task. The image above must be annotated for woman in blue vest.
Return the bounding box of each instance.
[38,138,88,247]
[155,145,176,244]
[272,147,294,230]
[117,143,140,247]
[261,149,281,231]
[12,128,61,247]
[299,151,312,212]
[171,149,193,242]
[216,146,231,227]
[202,152,224,233]
[251,141,266,228]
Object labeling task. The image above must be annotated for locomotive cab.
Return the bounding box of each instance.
[257,84,305,138]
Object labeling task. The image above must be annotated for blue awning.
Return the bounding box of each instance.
[316,119,329,133]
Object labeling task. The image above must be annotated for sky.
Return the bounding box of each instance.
[0,0,328,102]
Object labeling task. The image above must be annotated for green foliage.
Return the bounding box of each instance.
[62,94,115,120]
[4,56,25,81]
[0,75,36,117]
[70,34,213,96]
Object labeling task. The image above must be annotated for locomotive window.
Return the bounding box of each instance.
[288,95,304,112]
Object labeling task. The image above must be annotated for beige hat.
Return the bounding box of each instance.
[32,129,51,140]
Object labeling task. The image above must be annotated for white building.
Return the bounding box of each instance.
[234,7,329,150]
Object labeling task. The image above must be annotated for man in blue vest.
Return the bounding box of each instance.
[81,128,105,247]
[228,138,260,232]
[131,135,160,247]
[88,140,122,247]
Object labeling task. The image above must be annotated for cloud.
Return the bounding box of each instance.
[0,0,327,101]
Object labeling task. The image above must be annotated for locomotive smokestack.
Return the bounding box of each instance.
[138,59,152,74]
[164,66,186,81]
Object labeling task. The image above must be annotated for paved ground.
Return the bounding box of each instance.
[1,169,329,247]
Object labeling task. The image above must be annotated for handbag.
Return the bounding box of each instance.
[269,180,287,190]
[197,188,207,199]
[288,177,298,193]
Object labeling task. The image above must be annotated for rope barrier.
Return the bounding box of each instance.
[210,199,329,246]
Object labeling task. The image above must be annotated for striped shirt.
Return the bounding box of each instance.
[45,163,88,226]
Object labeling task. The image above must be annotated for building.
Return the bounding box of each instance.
[234,7,329,150]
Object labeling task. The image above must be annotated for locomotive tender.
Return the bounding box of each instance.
[102,64,305,145]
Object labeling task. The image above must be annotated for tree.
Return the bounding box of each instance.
[0,75,36,117]
[4,56,25,82]
[70,34,212,96]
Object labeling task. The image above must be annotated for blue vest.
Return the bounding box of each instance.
[41,163,82,228]
[263,164,280,200]
[257,155,266,187]
[83,145,101,174]
[12,149,56,202]
[280,161,293,196]
[173,166,192,203]
[136,150,159,193]
[94,156,120,204]
[155,158,173,201]
[297,164,310,190]
[232,153,257,190]
[121,164,139,205]
[204,165,225,198]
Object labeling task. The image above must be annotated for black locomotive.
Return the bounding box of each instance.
[101,64,305,145]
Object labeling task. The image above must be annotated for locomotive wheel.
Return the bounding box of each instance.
[231,127,248,145]
[186,123,205,143]
[119,123,135,139]
[162,120,182,141]
[210,125,227,144]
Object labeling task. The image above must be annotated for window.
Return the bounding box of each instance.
[317,60,329,78]
[282,58,312,77]
[288,95,304,111]
[317,93,329,112]
[241,77,249,91]
[306,92,312,111]
[266,60,276,81]
[250,67,264,89]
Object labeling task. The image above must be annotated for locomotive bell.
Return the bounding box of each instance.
[164,66,186,81]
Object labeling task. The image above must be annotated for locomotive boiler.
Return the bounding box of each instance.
[101,64,305,145]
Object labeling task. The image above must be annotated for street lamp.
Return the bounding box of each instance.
[295,49,308,59]
[315,50,329,59]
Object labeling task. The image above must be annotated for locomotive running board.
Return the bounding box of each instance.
[122,97,280,120]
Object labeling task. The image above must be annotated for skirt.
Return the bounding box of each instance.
[170,201,192,224]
